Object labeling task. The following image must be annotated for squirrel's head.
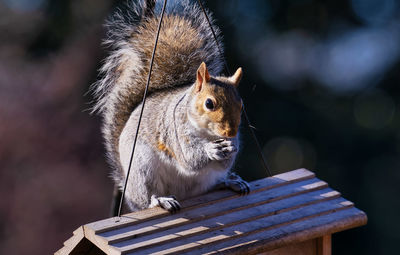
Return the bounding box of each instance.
[189,62,243,138]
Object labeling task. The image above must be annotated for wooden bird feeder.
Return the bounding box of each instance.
[56,169,367,254]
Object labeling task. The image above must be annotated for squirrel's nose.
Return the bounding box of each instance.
[221,128,237,138]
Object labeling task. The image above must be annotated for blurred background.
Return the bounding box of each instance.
[0,0,399,254]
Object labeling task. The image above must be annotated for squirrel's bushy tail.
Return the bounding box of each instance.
[91,0,224,182]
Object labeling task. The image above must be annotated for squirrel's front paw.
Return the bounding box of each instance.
[225,178,250,195]
[217,172,250,195]
[150,195,181,213]
[205,139,237,161]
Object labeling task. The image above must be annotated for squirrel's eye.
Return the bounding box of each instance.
[205,98,215,110]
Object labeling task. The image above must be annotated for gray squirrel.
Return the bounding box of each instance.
[91,0,250,213]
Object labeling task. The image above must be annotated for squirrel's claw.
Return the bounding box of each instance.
[150,195,181,213]
[215,174,251,195]
[226,179,251,195]
[221,172,251,195]
[205,140,237,161]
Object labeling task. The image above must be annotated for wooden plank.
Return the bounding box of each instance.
[73,226,84,236]
[83,225,122,255]
[62,234,82,251]
[118,197,353,254]
[111,188,339,253]
[271,168,315,182]
[317,235,331,255]
[55,227,85,255]
[183,168,314,210]
[99,178,327,245]
[54,246,71,255]
[85,169,315,234]
[260,239,318,255]
[179,207,366,255]
[63,227,84,247]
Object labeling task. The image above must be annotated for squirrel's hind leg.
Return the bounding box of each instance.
[150,195,181,213]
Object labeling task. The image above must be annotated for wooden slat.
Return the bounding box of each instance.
[100,177,327,245]
[85,169,315,234]
[55,227,85,255]
[120,197,354,254]
[180,208,366,255]
[83,226,121,255]
[270,168,315,182]
[112,188,339,253]
[54,246,71,255]
[63,234,82,249]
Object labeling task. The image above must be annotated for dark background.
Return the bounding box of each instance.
[1,0,399,254]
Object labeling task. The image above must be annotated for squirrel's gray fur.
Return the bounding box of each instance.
[91,0,249,212]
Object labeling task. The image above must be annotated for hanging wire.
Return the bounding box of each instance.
[197,0,272,177]
[117,0,168,218]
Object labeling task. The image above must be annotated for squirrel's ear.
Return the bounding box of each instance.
[196,62,210,92]
[229,67,243,87]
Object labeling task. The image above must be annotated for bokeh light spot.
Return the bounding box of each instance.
[263,137,317,173]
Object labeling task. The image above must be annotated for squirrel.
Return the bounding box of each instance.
[91,0,250,213]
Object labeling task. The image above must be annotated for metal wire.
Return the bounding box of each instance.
[197,0,272,177]
[117,0,168,218]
